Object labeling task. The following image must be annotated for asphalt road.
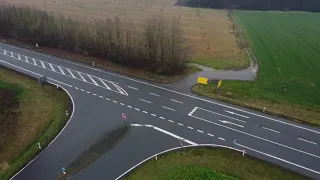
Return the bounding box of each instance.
[1,42,320,180]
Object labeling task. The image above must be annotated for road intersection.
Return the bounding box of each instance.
[0,42,319,179]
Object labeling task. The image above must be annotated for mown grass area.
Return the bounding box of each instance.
[125,147,307,180]
[193,11,320,125]
[0,68,71,179]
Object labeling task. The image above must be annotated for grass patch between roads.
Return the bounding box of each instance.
[125,147,307,180]
[193,11,320,126]
[0,68,71,179]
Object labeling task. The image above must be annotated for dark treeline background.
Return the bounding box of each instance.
[176,0,320,12]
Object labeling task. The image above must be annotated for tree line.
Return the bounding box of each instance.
[0,5,191,75]
[176,0,320,12]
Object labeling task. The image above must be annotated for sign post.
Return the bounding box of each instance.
[197,76,208,90]
[122,113,127,127]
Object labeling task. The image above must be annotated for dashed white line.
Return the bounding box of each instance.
[151,114,156,117]
[106,97,110,100]
[127,105,132,108]
[139,99,151,104]
[93,93,97,96]
[187,126,193,130]
[75,87,79,90]
[218,137,225,141]
[149,92,160,97]
[80,89,84,92]
[298,138,318,145]
[197,130,204,133]
[135,108,140,111]
[170,99,183,104]
[159,117,165,119]
[120,103,125,106]
[113,100,118,103]
[178,123,183,126]
[99,95,103,98]
[87,91,90,94]
[161,106,175,111]
[168,120,174,123]
[143,111,148,114]
[262,127,280,134]
[207,133,214,137]
[128,86,138,90]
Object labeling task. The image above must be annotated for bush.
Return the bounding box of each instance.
[0,5,191,75]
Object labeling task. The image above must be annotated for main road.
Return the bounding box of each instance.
[0,42,319,180]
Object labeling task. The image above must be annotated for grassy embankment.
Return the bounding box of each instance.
[125,147,307,180]
[0,68,71,179]
[193,11,320,126]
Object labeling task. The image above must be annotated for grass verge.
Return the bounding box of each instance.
[125,147,307,180]
[192,82,320,126]
[1,39,200,84]
[0,67,71,179]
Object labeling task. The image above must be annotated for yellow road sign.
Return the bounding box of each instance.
[217,80,222,88]
[198,76,208,85]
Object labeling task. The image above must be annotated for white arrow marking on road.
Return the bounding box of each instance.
[224,110,249,118]
[219,120,244,128]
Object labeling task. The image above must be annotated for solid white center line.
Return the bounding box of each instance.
[80,89,84,92]
[149,92,160,97]
[99,95,103,98]
[187,126,193,130]
[58,66,65,75]
[139,99,151,104]
[151,114,156,117]
[170,99,183,104]
[127,105,132,108]
[120,103,125,106]
[159,117,165,119]
[75,87,79,90]
[143,111,148,114]
[113,100,118,103]
[87,91,90,94]
[48,63,55,72]
[218,137,225,141]
[67,68,76,78]
[197,130,204,133]
[135,108,140,111]
[298,138,318,145]
[168,120,174,123]
[77,72,87,82]
[262,127,280,134]
[208,133,214,137]
[128,86,138,90]
[162,106,175,111]
[106,97,110,100]
[178,123,183,126]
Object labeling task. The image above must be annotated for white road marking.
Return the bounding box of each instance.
[159,117,165,119]
[224,110,249,119]
[235,142,320,175]
[298,138,318,145]
[151,114,156,117]
[195,107,246,124]
[80,89,84,92]
[77,72,87,82]
[10,52,13,57]
[189,114,320,159]
[120,103,125,106]
[219,120,244,128]
[93,93,97,96]
[218,137,225,141]
[135,108,140,111]
[149,92,160,97]
[127,105,132,108]
[24,56,29,63]
[17,54,21,60]
[187,126,193,130]
[197,130,204,133]
[32,58,37,65]
[98,78,111,90]
[178,123,183,126]
[99,95,103,98]
[58,66,65,75]
[161,106,175,111]
[75,87,79,90]
[87,91,90,94]
[208,133,214,137]
[168,120,174,123]
[2,44,320,134]
[48,63,55,72]
[170,99,183,104]
[106,98,110,100]
[67,68,76,78]
[128,86,138,90]
[188,107,198,116]
[87,75,99,86]
[143,111,148,114]
[40,61,46,68]
[262,127,280,134]
[139,99,151,104]
[113,100,118,103]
